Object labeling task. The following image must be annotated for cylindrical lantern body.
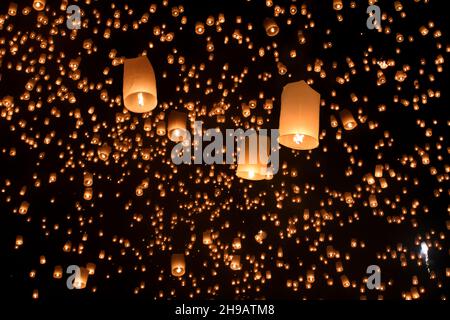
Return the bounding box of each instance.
[86,263,96,275]
[341,275,350,288]
[33,0,46,11]
[340,109,357,130]
[98,144,111,160]
[333,0,343,10]
[168,111,188,142]
[232,237,241,250]
[279,80,321,150]
[230,255,241,270]
[264,18,279,36]
[73,267,89,289]
[156,121,166,136]
[203,231,212,245]
[123,56,157,113]
[53,266,63,279]
[171,254,186,276]
[236,133,272,180]
[83,172,93,187]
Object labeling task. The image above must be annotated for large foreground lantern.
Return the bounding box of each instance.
[279,80,321,150]
[236,132,273,181]
[123,56,157,113]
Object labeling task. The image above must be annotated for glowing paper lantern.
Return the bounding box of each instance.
[333,0,343,11]
[86,263,96,275]
[202,231,212,245]
[306,270,315,283]
[33,0,46,11]
[264,18,279,36]
[53,266,63,279]
[156,121,166,136]
[168,111,188,142]
[230,255,241,270]
[236,133,272,181]
[83,172,93,187]
[339,109,357,130]
[171,254,186,276]
[232,237,241,250]
[73,267,89,289]
[98,144,111,161]
[123,56,157,113]
[279,80,321,150]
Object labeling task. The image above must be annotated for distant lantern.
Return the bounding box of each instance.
[83,172,93,187]
[168,111,188,142]
[15,235,23,246]
[19,201,30,215]
[83,188,93,200]
[98,144,111,161]
[53,266,63,279]
[339,109,357,130]
[123,56,157,113]
[202,231,212,245]
[143,119,152,131]
[279,80,321,150]
[341,275,351,288]
[195,22,205,35]
[307,270,315,283]
[232,237,241,250]
[8,3,18,16]
[236,133,272,180]
[230,255,241,270]
[369,195,378,208]
[171,254,186,276]
[264,18,279,36]
[86,263,96,275]
[333,0,343,11]
[33,0,46,11]
[156,121,166,136]
[73,267,89,289]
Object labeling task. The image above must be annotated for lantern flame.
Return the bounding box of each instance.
[293,133,305,145]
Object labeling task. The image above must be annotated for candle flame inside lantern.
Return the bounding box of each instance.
[293,133,305,145]
[138,92,144,107]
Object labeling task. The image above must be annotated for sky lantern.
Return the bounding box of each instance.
[279,81,321,150]
[123,56,157,113]
[171,254,186,276]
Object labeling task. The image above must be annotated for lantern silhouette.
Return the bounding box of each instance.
[171,254,186,276]
[123,56,157,113]
[279,80,321,150]
[236,133,272,180]
[168,111,188,142]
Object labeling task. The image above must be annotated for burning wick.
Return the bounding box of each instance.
[293,133,305,145]
[138,92,144,107]
[248,170,255,179]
